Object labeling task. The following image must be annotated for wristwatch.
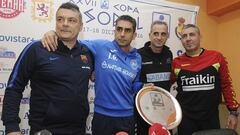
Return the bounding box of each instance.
[230,111,240,117]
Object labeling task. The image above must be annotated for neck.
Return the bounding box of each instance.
[62,40,76,49]
[186,48,203,57]
[150,45,163,53]
[120,45,132,53]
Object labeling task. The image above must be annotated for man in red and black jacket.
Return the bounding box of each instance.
[171,24,239,135]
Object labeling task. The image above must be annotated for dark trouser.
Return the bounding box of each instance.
[92,112,135,135]
[135,107,150,135]
[177,114,220,135]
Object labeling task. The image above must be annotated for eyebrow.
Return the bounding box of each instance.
[116,26,132,29]
[116,26,133,32]
[153,32,167,34]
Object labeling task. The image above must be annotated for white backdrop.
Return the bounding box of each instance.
[0,0,199,134]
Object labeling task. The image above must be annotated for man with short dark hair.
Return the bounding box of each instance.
[1,2,93,135]
[84,15,142,135]
[171,24,239,135]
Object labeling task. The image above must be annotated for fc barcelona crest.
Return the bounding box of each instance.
[81,55,88,63]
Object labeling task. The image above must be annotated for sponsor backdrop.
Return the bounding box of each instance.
[0,0,199,134]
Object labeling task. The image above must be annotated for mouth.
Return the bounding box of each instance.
[118,39,126,42]
[154,41,164,45]
[185,44,192,48]
[61,30,71,33]
[156,41,163,45]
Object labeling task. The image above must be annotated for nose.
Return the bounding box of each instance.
[63,19,69,26]
[120,30,125,37]
[185,35,191,41]
[156,35,162,39]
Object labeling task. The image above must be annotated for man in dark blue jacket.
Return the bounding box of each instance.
[1,2,93,135]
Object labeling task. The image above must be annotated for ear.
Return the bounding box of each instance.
[132,32,137,40]
[167,32,170,38]
[79,22,83,32]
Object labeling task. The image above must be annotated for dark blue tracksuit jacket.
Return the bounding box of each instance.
[1,40,93,135]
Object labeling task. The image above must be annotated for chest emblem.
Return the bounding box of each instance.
[80,55,88,63]
[130,59,138,70]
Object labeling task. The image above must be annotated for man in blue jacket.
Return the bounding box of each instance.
[1,2,93,135]
[41,15,144,135]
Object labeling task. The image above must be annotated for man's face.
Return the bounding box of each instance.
[55,8,82,42]
[149,24,168,49]
[181,27,200,53]
[114,20,136,47]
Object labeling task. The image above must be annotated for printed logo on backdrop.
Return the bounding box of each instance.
[175,17,186,39]
[152,12,171,35]
[0,82,7,91]
[0,34,35,43]
[31,0,54,22]
[177,50,183,56]
[0,61,13,73]
[23,112,29,120]
[0,128,31,135]
[0,47,16,59]
[21,128,30,135]
[175,17,186,57]
[0,0,25,18]
[0,47,16,72]
[21,96,30,104]
[69,0,143,38]
[101,0,109,9]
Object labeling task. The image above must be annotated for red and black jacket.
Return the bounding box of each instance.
[171,49,239,119]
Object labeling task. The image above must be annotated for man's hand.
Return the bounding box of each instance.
[7,131,21,135]
[41,30,58,51]
[226,114,238,129]
[90,71,95,82]
[143,83,154,88]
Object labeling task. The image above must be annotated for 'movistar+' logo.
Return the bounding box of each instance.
[0,0,25,19]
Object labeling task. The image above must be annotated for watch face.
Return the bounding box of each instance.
[135,86,182,129]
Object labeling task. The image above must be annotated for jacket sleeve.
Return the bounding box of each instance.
[132,70,143,94]
[1,42,37,134]
[170,59,177,84]
[132,57,143,93]
[80,39,106,56]
[219,54,239,111]
[80,40,97,56]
